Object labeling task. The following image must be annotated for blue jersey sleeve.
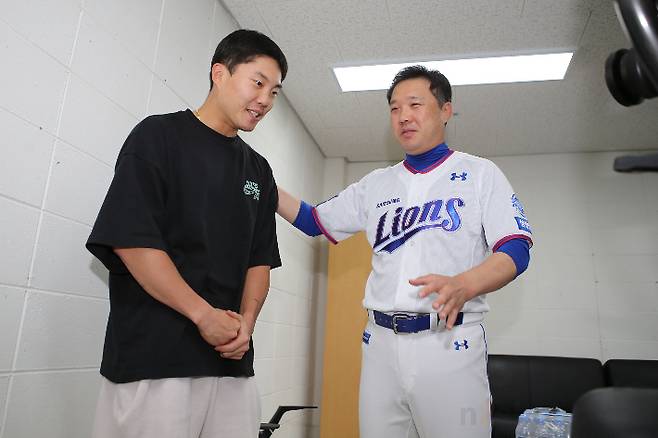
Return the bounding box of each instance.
[292,201,322,237]
[495,238,530,276]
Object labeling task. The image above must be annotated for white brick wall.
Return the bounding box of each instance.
[488,151,658,361]
[0,1,324,437]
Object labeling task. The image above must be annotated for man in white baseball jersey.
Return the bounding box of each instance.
[278,65,533,438]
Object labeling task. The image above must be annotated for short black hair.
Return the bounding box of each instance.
[209,29,288,89]
[386,65,452,106]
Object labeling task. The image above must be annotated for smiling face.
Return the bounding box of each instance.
[389,77,452,155]
[211,55,282,136]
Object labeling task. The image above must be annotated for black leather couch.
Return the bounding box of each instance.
[487,355,658,438]
[571,387,658,438]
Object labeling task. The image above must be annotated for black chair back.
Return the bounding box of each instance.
[571,387,658,438]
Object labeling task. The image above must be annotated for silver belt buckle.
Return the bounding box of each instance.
[391,313,409,334]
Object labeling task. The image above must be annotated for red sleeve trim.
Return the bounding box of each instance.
[492,234,533,252]
[311,207,338,245]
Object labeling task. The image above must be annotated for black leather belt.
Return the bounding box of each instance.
[372,310,464,334]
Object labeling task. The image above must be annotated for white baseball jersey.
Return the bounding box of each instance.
[314,150,533,314]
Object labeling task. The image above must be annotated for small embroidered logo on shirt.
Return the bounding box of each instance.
[450,172,467,181]
[454,339,469,351]
[243,180,260,200]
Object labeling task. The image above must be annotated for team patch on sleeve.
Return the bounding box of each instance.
[515,216,532,233]
[511,194,532,233]
[511,194,526,217]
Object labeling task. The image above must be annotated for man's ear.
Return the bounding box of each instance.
[210,63,228,87]
[440,101,453,126]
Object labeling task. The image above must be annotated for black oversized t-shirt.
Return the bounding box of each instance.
[87,109,281,383]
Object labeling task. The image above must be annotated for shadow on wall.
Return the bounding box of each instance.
[89,257,109,289]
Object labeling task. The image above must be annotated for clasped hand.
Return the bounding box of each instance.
[196,308,250,359]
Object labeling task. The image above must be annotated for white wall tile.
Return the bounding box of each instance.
[528,222,592,256]
[254,358,275,396]
[14,292,107,370]
[71,13,151,117]
[292,327,312,357]
[529,254,597,310]
[282,235,314,297]
[273,291,296,326]
[486,281,526,309]
[147,77,188,116]
[0,109,54,206]
[293,296,313,328]
[290,356,312,388]
[0,198,40,286]
[642,172,658,205]
[0,376,9,428]
[601,340,658,361]
[0,287,25,371]
[274,325,295,358]
[30,213,108,297]
[301,135,325,204]
[82,0,162,67]
[593,254,658,282]
[596,281,658,313]
[599,311,658,341]
[590,226,658,255]
[585,172,646,203]
[0,0,80,65]
[273,357,294,392]
[527,337,601,360]
[483,310,539,339]
[253,321,276,359]
[0,21,68,133]
[260,392,277,423]
[271,232,293,293]
[247,97,301,187]
[3,370,100,438]
[58,75,138,166]
[154,0,215,106]
[44,142,113,226]
[258,288,281,323]
[535,309,600,339]
[484,335,539,356]
[586,199,652,229]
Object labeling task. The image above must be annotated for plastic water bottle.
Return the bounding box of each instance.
[515,407,572,438]
[515,412,531,437]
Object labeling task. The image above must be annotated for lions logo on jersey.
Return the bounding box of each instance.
[374,197,465,253]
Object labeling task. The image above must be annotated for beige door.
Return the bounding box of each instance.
[319,232,372,438]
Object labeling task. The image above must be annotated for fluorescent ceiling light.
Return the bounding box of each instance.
[333,52,574,92]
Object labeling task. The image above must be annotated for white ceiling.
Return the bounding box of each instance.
[222,0,658,162]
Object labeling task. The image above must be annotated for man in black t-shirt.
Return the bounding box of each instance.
[87,30,287,438]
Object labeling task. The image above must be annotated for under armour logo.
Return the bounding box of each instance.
[243,180,260,200]
[450,172,467,181]
[454,340,469,351]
